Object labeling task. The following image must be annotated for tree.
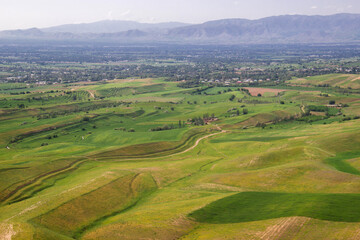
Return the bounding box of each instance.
[229,95,236,101]
[18,103,25,109]
[329,100,336,105]
[243,108,248,114]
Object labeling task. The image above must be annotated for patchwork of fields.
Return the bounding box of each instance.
[0,75,360,239]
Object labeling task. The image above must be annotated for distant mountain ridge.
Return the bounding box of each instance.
[41,20,190,34]
[168,14,360,43]
[1,14,360,44]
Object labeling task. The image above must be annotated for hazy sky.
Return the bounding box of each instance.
[1,0,359,30]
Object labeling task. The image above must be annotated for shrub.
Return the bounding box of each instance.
[255,122,266,128]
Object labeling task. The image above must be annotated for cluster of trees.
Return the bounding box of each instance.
[150,124,177,132]
[306,105,339,116]
[150,119,187,132]
[188,113,217,126]
[190,117,205,126]
[227,107,248,117]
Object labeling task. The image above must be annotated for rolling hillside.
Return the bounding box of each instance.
[0,76,360,239]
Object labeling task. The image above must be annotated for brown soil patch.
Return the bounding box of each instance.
[310,111,326,116]
[107,78,154,86]
[0,224,16,240]
[243,87,286,96]
[351,76,360,82]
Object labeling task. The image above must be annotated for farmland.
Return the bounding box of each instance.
[288,74,360,89]
[0,48,360,239]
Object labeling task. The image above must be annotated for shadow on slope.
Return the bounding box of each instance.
[189,191,360,223]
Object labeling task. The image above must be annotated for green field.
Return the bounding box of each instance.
[190,192,360,223]
[288,74,360,89]
[0,77,360,239]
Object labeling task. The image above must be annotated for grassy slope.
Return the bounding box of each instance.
[0,77,360,239]
[189,192,360,223]
[288,74,360,89]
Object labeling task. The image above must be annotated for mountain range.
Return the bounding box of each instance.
[1,13,360,44]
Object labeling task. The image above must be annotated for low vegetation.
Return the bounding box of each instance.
[0,67,360,239]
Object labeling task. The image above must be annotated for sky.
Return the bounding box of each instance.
[1,0,359,30]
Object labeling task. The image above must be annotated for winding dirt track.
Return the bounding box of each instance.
[1,129,226,205]
[87,90,95,98]
[106,129,227,161]
[174,130,226,155]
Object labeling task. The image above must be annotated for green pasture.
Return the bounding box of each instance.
[189,192,360,223]
[0,76,360,239]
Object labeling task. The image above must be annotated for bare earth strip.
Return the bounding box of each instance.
[243,87,286,96]
[87,90,95,98]
[177,130,226,155]
[259,217,310,240]
[0,224,16,240]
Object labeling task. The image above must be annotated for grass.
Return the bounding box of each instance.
[189,191,360,223]
[32,173,157,238]
[92,127,214,160]
[325,151,360,175]
[0,76,360,239]
[288,74,360,89]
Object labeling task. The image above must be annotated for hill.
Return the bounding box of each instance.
[42,20,189,34]
[1,14,360,44]
[0,75,360,239]
[167,14,360,43]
